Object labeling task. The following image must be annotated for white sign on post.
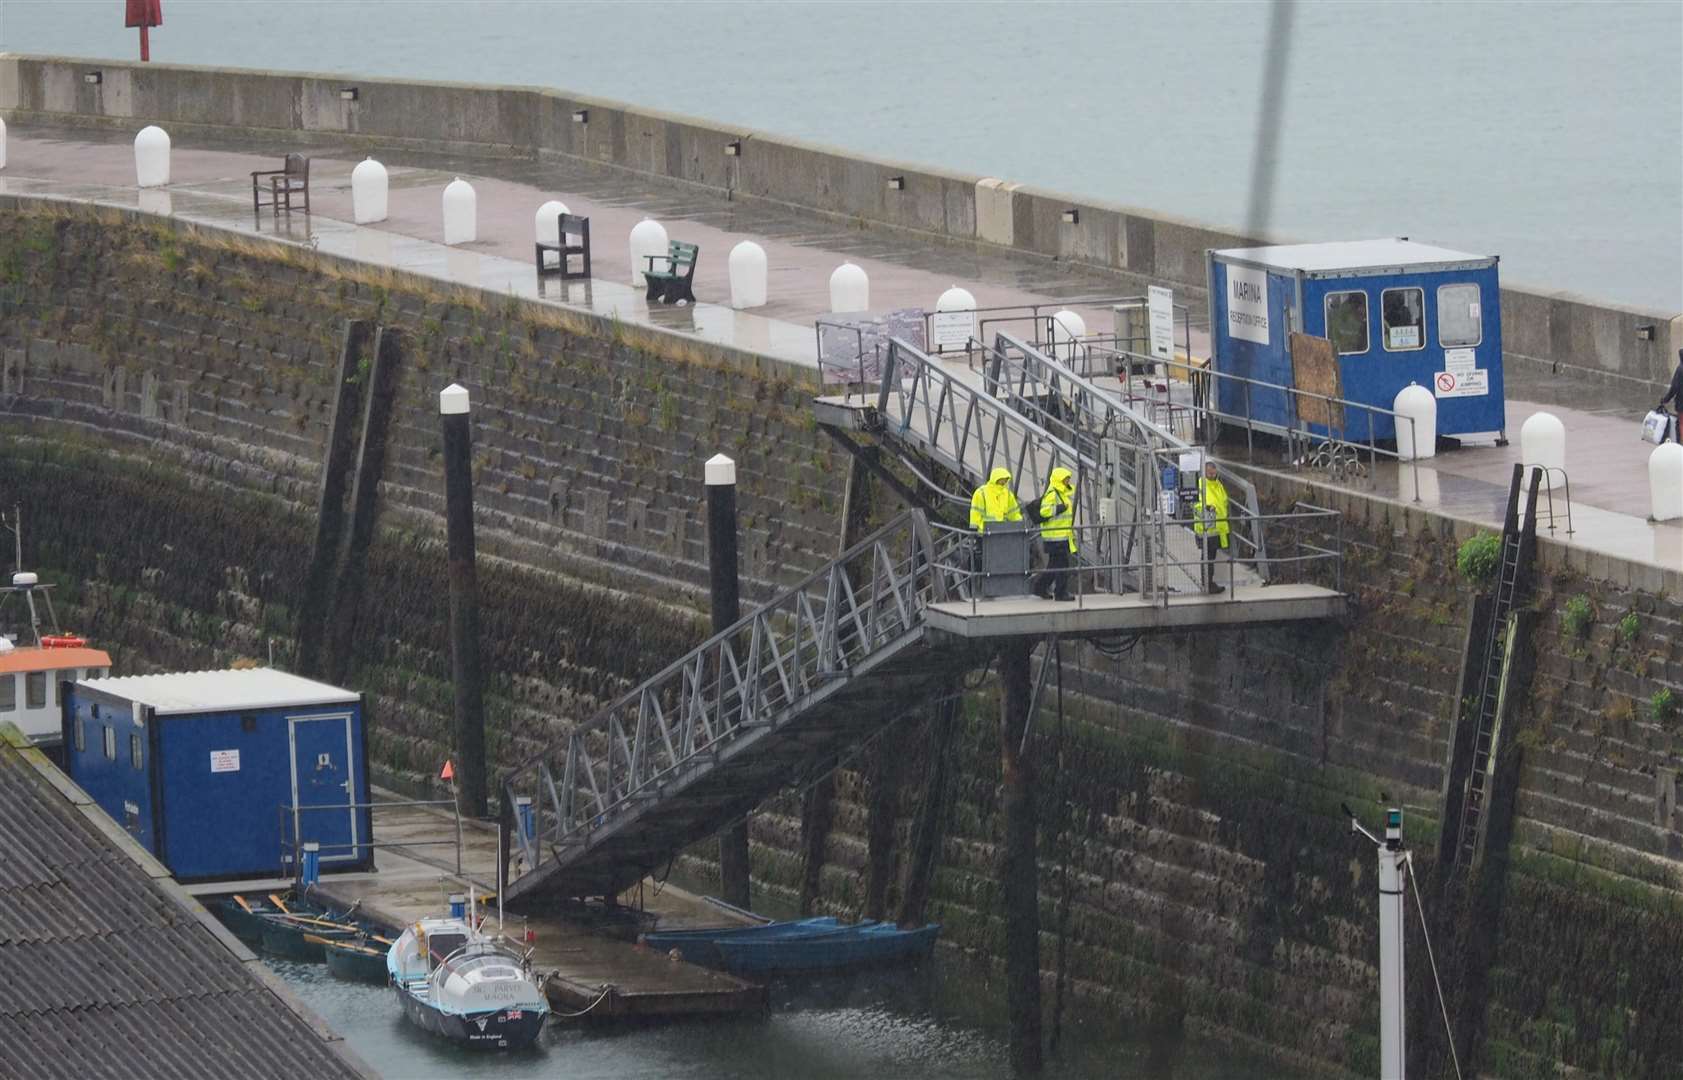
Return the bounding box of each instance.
[1147,285,1174,361]
[1225,266,1269,345]
[209,749,241,773]
[929,309,977,352]
[1443,348,1477,374]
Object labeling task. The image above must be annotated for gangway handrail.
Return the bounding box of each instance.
[502,509,950,879]
[987,331,1273,574]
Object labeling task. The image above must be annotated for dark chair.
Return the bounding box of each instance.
[535,213,592,280]
[643,241,700,305]
[251,154,310,213]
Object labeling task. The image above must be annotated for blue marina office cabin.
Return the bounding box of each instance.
[62,668,373,883]
[1206,239,1504,443]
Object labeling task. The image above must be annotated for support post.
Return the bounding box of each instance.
[440,384,487,818]
[708,453,751,910]
[1379,808,1406,1080]
[895,691,957,927]
[999,638,1043,1074]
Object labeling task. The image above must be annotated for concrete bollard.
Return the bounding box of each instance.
[728,241,767,309]
[0,116,7,170]
[1050,309,1087,362]
[351,158,388,224]
[1520,411,1566,489]
[629,218,669,287]
[534,199,570,247]
[1650,443,1683,521]
[829,262,869,313]
[134,125,170,188]
[442,178,477,246]
[1393,383,1437,461]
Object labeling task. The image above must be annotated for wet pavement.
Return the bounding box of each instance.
[1,124,1678,576]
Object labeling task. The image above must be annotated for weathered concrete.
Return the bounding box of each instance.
[2,53,1674,393]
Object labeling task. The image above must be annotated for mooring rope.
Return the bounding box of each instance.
[548,981,615,1019]
[1406,856,1464,1080]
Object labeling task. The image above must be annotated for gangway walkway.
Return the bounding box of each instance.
[500,505,1343,905]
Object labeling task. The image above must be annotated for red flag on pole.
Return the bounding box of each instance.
[125,0,163,62]
[440,759,455,782]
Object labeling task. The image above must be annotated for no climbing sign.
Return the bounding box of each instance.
[1434,368,1489,398]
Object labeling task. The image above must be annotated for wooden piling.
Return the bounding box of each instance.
[707,454,750,910]
[440,383,487,819]
[999,638,1042,1074]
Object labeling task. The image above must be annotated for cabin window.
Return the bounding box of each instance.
[1381,288,1424,352]
[25,672,46,710]
[130,733,143,770]
[1323,291,1370,355]
[1438,284,1483,347]
[74,714,85,752]
[102,725,116,761]
[0,674,13,713]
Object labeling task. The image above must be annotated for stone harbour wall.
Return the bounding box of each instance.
[2,202,1681,1077]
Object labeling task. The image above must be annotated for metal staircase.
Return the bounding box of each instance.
[1450,464,1542,874]
[500,510,981,903]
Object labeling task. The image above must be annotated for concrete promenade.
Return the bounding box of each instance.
[2,123,1679,576]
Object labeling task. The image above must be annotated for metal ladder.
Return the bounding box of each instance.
[1452,464,1541,873]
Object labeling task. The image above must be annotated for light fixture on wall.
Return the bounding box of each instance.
[724,140,742,157]
[83,71,103,85]
[887,176,905,191]
[1061,208,1080,225]
[1636,325,1656,341]
[339,87,359,101]
[571,109,589,124]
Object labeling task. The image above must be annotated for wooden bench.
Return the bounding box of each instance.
[534,213,592,280]
[250,153,310,213]
[643,241,699,305]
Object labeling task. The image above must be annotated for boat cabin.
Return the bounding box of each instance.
[0,571,110,750]
[1206,238,1504,443]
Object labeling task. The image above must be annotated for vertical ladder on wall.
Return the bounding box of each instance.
[1452,464,1541,874]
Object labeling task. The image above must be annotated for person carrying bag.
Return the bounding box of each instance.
[1653,349,1683,444]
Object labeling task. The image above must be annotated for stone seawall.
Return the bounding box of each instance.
[2,202,1681,1077]
[2,52,1678,396]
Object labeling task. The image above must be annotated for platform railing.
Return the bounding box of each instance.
[929,505,1342,613]
[501,510,948,884]
[278,796,464,878]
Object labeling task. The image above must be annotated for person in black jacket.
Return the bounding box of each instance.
[1660,349,1683,443]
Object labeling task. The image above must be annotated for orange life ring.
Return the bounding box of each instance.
[41,635,87,649]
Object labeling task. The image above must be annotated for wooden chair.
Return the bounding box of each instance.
[251,154,310,213]
[643,241,699,305]
[534,213,592,280]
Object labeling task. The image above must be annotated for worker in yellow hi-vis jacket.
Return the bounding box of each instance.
[1192,459,1230,595]
[969,467,1023,532]
[1031,467,1077,601]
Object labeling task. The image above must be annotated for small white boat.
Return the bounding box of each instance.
[386,904,549,1051]
[0,512,111,753]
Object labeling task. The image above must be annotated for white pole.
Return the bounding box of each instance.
[1378,809,1406,1080]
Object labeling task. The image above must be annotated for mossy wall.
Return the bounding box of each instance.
[3,202,1681,1077]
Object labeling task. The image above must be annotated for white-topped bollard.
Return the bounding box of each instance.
[1650,443,1683,522]
[134,125,170,188]
[829,262,869,313]
[1393,382,1437,461]
[0,116,7,170]
[932,284,979,352]
[1520,411,1567,489]
[351,158,388,224]
[728,241,767,310]
[1050,309,1087,361]
[534,199,570,247]
[629,218,669,286]
[937,284,977,313]
[442,178,477,246]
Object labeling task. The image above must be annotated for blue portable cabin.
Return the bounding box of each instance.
[1206,239,1504,443]
[62,668,373,883]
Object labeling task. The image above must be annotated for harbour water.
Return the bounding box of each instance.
[270,949,1278,1080]
[2,1,1678,311]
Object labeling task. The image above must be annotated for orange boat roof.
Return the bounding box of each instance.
[0,647,112,675]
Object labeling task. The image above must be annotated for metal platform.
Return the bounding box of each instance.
[925,584,1345,639]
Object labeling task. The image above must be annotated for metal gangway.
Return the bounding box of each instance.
[499,511,983,904]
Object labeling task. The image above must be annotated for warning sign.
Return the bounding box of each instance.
[210,749,240,773]
[1444,348,1477,374]
[1434,369,1488,398]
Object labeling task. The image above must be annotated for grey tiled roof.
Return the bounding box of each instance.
[0,732,369,1080]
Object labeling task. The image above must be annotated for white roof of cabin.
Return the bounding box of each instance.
[78,668,358,715]
[1212,238,1494,273]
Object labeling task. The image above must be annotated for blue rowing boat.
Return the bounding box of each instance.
[641,916,860,969]
[711,922,941,975]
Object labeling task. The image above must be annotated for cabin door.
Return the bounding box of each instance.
[288,713,358,863]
